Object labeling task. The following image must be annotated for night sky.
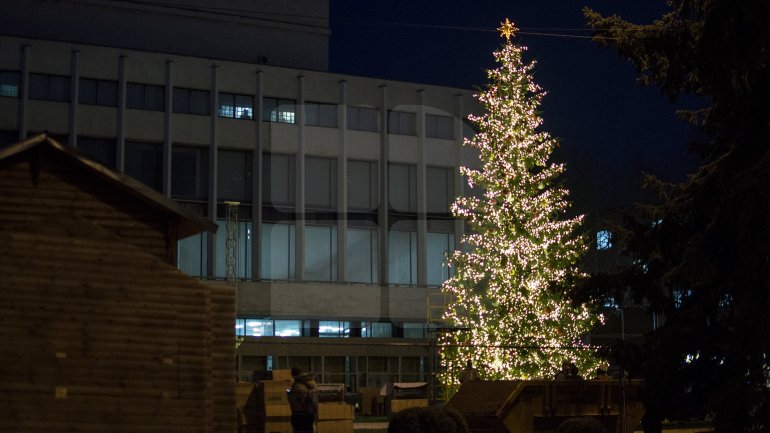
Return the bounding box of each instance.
[329,0,700,220]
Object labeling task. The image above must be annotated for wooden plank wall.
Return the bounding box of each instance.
[0,155,236,432]
[0,157,169,261]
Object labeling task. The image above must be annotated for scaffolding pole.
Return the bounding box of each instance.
[224,201,239,287]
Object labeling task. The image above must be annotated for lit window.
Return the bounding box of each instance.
[263,97,296,124]
[243,319,274,337]
[219,92,254,119]
[596,230,612,250]
[275,320,302,337]
[0,71,20,98]
[319,321,350,338]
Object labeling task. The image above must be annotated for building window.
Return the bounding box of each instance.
[427,231,454,286]
[127,83,164,111]
[217,149,253,202]
[177,232,208,278]
[29,73,70,102]
[172,145,209,201]
[361,322,392,338]
[275,320,302,337]
[261,222,296,280]
[125,141,163,191]
[304,224,338,282]
[305,102,338,128]
[263,97,296,124]
[319,321,350,338]
[597,229,613,250]
[426,166,455,215]
[215,220,253,279]
[305,157,337,211]
[77,136,116,168]
[425,114,454,139]
[173,87,210,115]
[79,78,118,107]
[388,110,416,136]
[262,153,295,207]
[389,225,417,285]
[347,160,378,212]
[240,319,275,337]
[0,71,20,98]
[347,106,378,132]
[388,163,417,213]
[219,92,254,119]
[403,323,426,338]
[347,226,379,283]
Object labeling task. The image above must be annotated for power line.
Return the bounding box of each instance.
[88,0,644,41]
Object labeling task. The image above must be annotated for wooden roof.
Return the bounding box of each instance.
[0,133,216,239]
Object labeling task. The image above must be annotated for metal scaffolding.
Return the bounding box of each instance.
[224,201,240,287]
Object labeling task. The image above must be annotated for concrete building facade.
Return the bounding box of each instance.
[0,0,485,393]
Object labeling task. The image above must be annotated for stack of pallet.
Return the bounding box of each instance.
[317,402,355,433]
[256,376,293,433]
[390,383,429,414]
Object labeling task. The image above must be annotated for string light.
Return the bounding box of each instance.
[439,20,603,385]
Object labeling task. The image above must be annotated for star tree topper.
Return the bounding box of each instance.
[498,18,518,41]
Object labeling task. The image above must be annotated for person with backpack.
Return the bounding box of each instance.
[288,367,318,433]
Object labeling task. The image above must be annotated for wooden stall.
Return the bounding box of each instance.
[447,380,645,433]
[0,134,234,433]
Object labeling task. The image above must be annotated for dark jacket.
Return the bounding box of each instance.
[288,374,318,415]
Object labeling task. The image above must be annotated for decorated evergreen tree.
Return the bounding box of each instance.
[439,20,602,383]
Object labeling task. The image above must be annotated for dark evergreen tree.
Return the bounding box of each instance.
[582,2,770,432]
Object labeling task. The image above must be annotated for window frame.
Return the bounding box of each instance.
[0,70,21,98]
[78,77,118,107]
[346,105,379,132]
[388,110,417,136]
[425,113,454,140]
[262,96,296,124]
[218,91,254,120]
[127,82,164,111]
[173,87,210,116]
[29,73,71,103]
[305,101,338,128]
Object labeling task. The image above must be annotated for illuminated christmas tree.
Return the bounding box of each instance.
[439,19,602,383]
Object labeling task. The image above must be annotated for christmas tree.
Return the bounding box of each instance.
[439,19,602,383]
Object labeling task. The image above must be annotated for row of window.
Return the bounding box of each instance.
[235,319,428,338]
[69,139,457,215]
[178,222,454,285]
[0,71,455,138]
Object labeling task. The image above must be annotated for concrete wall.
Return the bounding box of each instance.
[0,0,330,71]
